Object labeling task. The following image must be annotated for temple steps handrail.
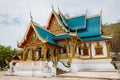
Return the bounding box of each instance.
[58,61,70,68]
[57,61,70,72]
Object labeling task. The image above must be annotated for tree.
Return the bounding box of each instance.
[0,45,22,70]
[111,27,120,53]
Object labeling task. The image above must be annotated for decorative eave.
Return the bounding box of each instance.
[18,21,33,48]
[18,21,46,48]
[58,10,68,26]
[101,36,112,40]
[46,10,62,28]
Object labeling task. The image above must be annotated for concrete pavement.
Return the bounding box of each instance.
[0,71,120,80]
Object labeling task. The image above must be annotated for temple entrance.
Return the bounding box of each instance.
[46,48,50,61]
[35,46,43,61]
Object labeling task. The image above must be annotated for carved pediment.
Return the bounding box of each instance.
[25,29,41,46]
[47,12,66,34]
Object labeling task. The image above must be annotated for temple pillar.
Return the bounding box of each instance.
[51,46,55,61]
[105,41,110,58]
[72,45,76,57]
[71,38,77,57]
[89,43,92,58]
[27,48,33,61]
[22,47,26,61]
[57,48,60,61]
[65,39,69,58]
[43,44,47,61]
[32,49,35,61]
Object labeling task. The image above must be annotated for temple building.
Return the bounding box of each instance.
[7,8,115,77]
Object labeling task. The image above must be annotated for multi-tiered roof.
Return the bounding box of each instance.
[18,9,109,47]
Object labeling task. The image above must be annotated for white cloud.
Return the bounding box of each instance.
[0,0,120,48]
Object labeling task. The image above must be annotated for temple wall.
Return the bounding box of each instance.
[59,59,114,72]
[80,41,108,58]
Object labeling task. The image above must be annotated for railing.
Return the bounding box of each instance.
[58,61,70,68]
[57,61,70,72]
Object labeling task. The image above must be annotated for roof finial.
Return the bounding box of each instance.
[86,9,88,14]
[30,11,33,21]
[51,4,54,11]
[100,8,102,16]
[17,40,19,47]
[57,6,60,12]
[85,9,88,17]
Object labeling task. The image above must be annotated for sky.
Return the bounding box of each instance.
[0,0,120,48]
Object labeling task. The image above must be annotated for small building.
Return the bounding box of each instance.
[11,55,21,63]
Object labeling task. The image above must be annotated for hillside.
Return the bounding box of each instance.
[103,22,120,60]
[103,22,120,36]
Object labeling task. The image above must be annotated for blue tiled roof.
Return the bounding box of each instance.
[82,36,107,42]
[77,16,101,38]
[34,11,102,43]
[56,14,67,30]
[59,13,86,31]
[55,33,73,39]
[66,16,86,31]
[34,25,56,45]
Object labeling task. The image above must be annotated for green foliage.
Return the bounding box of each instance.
[0,45,22,70]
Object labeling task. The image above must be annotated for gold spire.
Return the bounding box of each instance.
[86,9,88,15]
[51,4,54,11]
[57,6,60,12]
[17,40,19,47]
[100,8,103,16]
[30,11,33,21]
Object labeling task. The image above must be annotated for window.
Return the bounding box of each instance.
[95,47,103,55]
[95,42,103,55]
[83,48,89,56]
[82,43,89,56]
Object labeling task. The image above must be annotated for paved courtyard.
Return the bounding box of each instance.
[0,71,120,80]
